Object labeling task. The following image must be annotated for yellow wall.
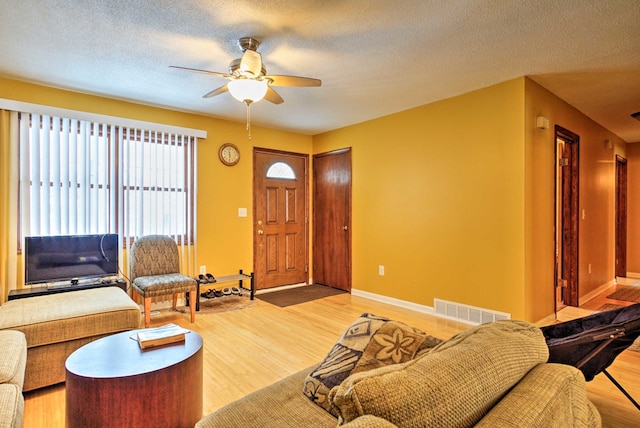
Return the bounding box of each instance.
[627,144,640,275]
[312,77,627,322]
[0,77,312,298]
[524,78,626,320]
[1,76,628,322]
[314,78,528,319]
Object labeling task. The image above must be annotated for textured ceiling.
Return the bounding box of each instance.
[0,0,639,141]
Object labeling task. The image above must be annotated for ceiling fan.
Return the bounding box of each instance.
[171,36,321,105]
[171,37,321,138]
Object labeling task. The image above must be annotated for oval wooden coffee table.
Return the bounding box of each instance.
[65,329,203,428]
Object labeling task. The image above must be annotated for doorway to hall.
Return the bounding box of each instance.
[616,155,628,279]
[555,126,580,309]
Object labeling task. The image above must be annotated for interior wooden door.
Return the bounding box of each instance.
[313,148,351,292]
[253,149,308,290]
[616,155,628,278]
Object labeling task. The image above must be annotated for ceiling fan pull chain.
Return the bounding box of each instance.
[171,37,321,140]
[246,101,252,140]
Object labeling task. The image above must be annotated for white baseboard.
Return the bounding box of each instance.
[147,288,430,317]
[579,279,616,306]
[351,288,435,315]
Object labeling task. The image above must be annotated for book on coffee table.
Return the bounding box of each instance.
[136,323,190,349]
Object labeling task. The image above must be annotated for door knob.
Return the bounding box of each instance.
[257,229,264,235]
[343,225,348,231]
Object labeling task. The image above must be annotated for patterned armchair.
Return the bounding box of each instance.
[130,235,197,328]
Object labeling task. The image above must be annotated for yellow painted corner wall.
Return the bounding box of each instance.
[313,79,528,319]
[626,143,640,275]
[524,78,625,321]
[0,77,312,296]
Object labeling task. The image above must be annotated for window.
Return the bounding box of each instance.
[266,161,296,179]
[120,129,195,242]
[18,113,196,245]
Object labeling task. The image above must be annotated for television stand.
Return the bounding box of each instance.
[8,279,127,301]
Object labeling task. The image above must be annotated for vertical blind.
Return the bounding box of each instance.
[18,113,197,276]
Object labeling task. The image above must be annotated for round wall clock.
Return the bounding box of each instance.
[219,143,240,166]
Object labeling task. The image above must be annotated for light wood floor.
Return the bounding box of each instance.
[23,286,640,427]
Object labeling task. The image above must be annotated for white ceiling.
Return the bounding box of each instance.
[0,0,639,141]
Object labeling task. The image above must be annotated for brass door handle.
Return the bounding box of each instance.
[257,229,264,235]
[343,226,348,231]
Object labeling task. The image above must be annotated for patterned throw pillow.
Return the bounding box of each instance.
[303,313,443,415]
[328,320,549,427]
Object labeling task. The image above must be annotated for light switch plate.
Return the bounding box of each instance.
[238,208,247,217]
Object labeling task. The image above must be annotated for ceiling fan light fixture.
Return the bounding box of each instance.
[172,36,321,140]
[228,79,268,104]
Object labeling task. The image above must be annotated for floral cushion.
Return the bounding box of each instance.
[303,313,442,415]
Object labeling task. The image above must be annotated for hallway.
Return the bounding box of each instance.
[580,278,638,312]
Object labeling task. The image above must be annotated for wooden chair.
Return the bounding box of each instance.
[129,235,197,328]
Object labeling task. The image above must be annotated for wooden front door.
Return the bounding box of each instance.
[313,148,352,292]
[616,155,628,278]
[253,149,308,290]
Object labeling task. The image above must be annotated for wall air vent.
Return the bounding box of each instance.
[434,298,510,326]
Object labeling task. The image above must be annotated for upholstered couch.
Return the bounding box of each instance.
[0,330,27,428]
[0,287,140,391]
[196,316,601,428]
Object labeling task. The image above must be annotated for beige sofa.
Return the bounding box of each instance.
[0,287,140,391]
[0,330,27,428]
[197,317,601,428]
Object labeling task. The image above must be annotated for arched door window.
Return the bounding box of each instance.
[266,161,296,180]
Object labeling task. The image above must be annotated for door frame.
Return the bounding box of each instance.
[554,125,580,309]
[252,147,309,289]
[616,155,628,278]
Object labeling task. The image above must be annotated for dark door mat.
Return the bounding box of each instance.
[596,304,624,312]
[606,285,640,303]
[257,284,347,307]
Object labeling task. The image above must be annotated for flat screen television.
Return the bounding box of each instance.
[24,234,119,285]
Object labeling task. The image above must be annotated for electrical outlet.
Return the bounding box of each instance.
[200,265,206,275]
[378,265,385,276]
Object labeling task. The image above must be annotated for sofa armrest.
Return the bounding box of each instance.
[341,415,398,428]
[475,363,601,428]
[0,384,24,428]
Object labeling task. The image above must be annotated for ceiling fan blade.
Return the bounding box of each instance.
[240,50,263,77]
[169,65,229,78]
[203,85,229,98]
[264,87,284,104]
[266,75,321,87]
